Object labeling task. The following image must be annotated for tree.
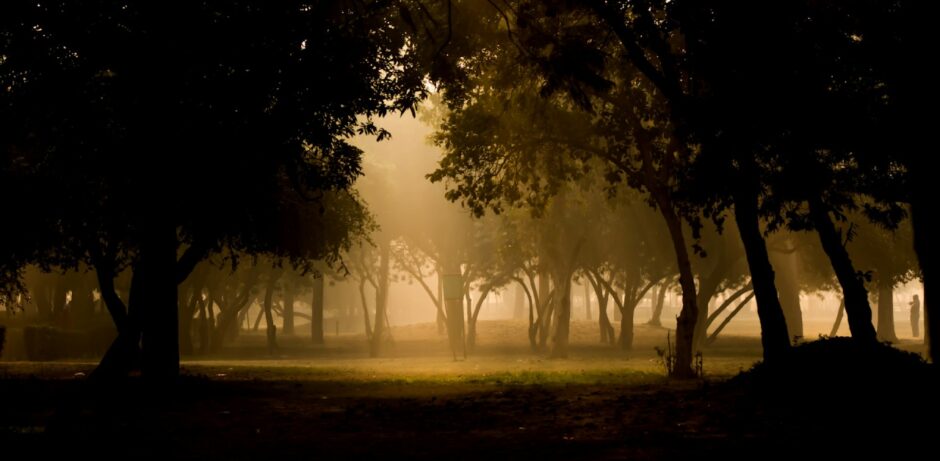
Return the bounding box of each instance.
[1,1,436,380]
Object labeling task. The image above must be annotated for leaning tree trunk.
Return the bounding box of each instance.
[876,281,898,343]
[91,261,138,380]
[649,281,668,327]
[830,300,846,337]
[733,187,791,362]
[694,270,725,352]
[809,199,877,344]
[653,193,698,378]
[311,275,324,345]
[467,286,492,351]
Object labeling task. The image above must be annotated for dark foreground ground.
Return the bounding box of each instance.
[1,324,936,460]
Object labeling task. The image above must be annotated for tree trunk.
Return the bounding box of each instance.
[437,275,447,335]
[707,292,756,345]
[830,300,845,336]
[649,281,668,327]
[178,285,199,356]
[198,297,210,354]
[514,284,526,320]
[311,275,324,345]
[537,271,552,351]
[91,262,138,381]
[138,223,180,382]
[262,276,278,355]
[809,199,877,344]
[442,261,466,360]
[358,279,373,340]
[733,190,791,362]
[283,283,295,336]
[619,299,637,351]
[654,195,698,378]
[877,282,898,343]
[584,281,592,321]
[370,242,390,357]
[467,286,491,351]
[910,195,932,357]
[550,274,571,358]
[587,272,615,345]
[694,270,724,351]
[706,285,753,329]
[773,247,804,341]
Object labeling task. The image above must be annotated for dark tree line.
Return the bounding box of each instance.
[1,1,932,381]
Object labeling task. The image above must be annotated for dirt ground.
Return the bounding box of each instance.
[0,320,934,459]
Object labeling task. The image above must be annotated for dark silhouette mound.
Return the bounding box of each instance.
[719,338,936,457]
[735,337,932,390]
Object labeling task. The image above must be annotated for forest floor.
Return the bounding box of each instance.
[0,320,935,459]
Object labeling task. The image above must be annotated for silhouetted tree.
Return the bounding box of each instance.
[1,1,435,381]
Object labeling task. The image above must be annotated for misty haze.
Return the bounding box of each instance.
[1,2,934,459]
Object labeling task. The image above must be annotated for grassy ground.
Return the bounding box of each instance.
[0,320,934,459]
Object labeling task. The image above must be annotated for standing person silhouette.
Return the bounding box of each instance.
[910,294,921,338]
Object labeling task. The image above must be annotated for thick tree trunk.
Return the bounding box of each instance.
[138,224,180,382]
[442,262,465,360]
[91,262,138,380]
[654,195,698,378]
[733,191,791,362]
[311,276,324,345]
[283,283,295,336]
[619,300,637,351]
[550,274,571,359]
[809,199,877,344]
[369,242,390,357]
[877,282,898,343]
